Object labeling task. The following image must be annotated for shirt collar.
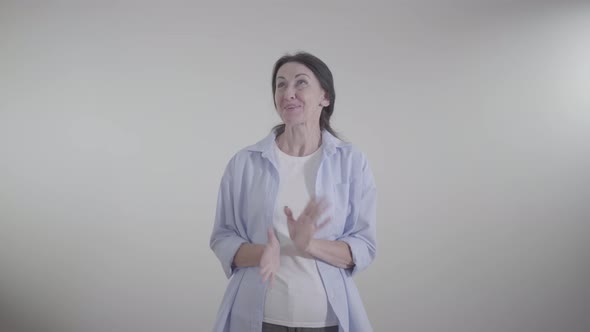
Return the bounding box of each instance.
[248,129,349,159]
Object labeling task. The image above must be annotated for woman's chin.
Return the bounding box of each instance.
[281,115,305,127]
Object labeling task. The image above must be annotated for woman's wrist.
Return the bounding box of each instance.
[233,243,265,268]
[304,239,354,269]
[305,239,318,257]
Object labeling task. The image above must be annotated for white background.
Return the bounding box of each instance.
[1,1,589,331]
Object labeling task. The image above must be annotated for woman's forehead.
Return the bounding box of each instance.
[276,62,314,79]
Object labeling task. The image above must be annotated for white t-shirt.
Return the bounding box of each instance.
[263,142,338,328]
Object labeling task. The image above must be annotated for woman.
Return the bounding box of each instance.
[210,52,377,332]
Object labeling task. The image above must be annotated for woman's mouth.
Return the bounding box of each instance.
[284,104,300,112]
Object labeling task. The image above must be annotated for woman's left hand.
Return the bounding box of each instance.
[284,197,332,254]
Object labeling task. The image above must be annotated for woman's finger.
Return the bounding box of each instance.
[318,197,330,213]
[284,206,296,222]
[260,269,268,282]
[317,216,332,230]
[315,198,330,218]
[300,198,318,220]
[267,228,277,244]
[309,197,329,221]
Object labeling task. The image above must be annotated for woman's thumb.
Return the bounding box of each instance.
[267,228,275,242]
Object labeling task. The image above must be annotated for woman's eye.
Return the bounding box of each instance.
[276,82,285,88]
[296,80,308,86]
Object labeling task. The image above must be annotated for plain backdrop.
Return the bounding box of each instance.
[1,1,589,332]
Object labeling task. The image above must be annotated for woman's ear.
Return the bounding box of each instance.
[320,93,330,107]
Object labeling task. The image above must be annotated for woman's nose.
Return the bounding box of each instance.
[284,85,296,99]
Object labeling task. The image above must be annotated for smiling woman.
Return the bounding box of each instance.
[274,62,329,128]
[209,52,377,332]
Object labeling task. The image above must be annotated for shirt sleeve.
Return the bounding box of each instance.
[209,157,248,278]
[338,154,377,276]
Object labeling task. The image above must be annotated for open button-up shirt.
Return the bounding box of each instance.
[210,130,377,332]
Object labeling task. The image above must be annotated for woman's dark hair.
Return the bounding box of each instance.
[271,52,339,139]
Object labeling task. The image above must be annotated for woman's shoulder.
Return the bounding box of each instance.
[221,134,273,173]
[332,139,369,165]
[324,131,367,159]
[328,137,374,184]
[222,147,254,172]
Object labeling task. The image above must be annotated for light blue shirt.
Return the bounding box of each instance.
[210,130,377,332]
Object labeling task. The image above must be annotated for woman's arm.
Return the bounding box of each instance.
[232,229,280,284]
[284,153,377,274]
[336,155,377,276]
[233,243,264,267]
[210,157,250,278]
[307,239,354,269]
[284,201,354,269]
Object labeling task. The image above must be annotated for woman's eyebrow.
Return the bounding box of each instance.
[276,73,310,80]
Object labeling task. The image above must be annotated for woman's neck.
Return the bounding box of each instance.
[276,124,321,157]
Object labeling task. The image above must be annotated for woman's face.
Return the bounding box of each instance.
[274,62,330,128]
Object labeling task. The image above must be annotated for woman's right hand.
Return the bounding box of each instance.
[259,228,280,287]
